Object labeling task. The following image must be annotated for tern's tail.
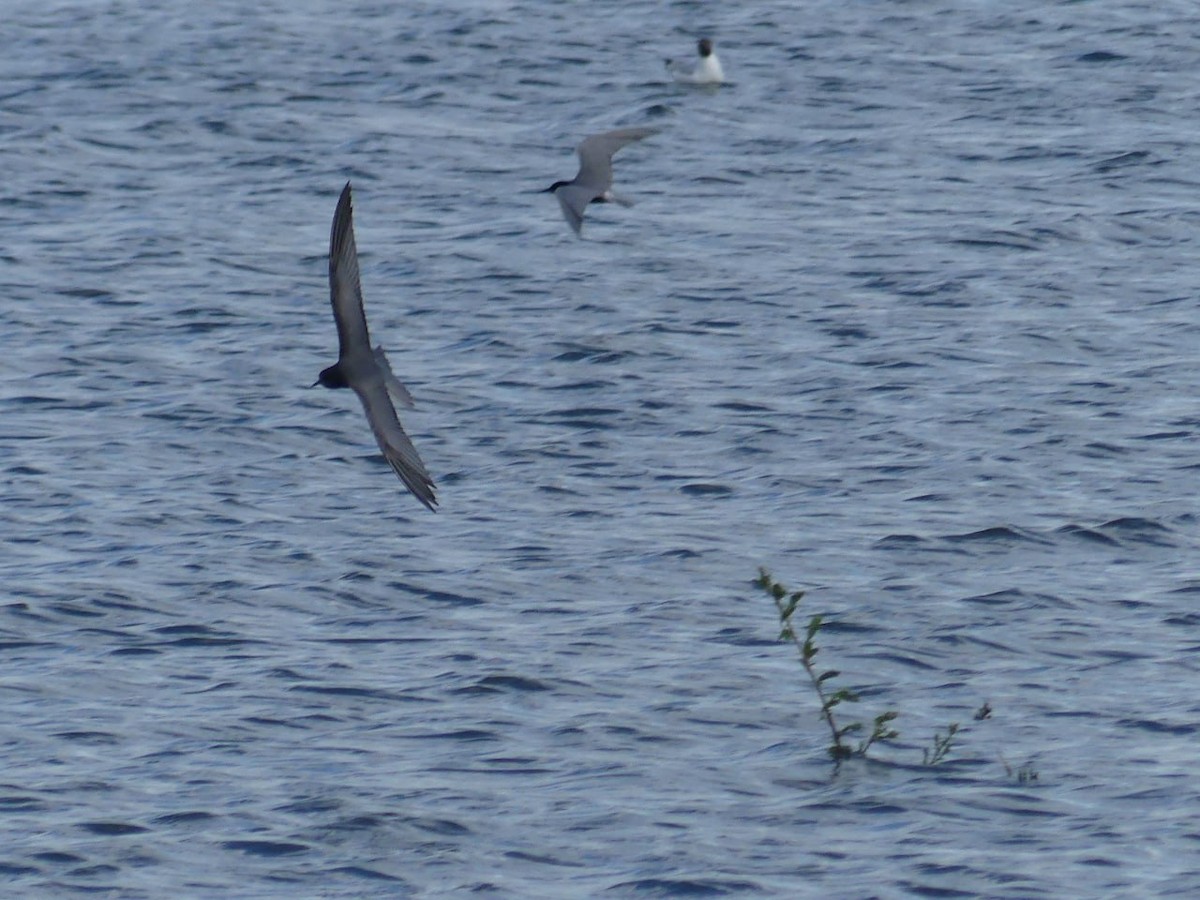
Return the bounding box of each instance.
[606,191,635,208]
[373,346,416,409]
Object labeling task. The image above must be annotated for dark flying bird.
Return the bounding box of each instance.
[541,127,659,236]
[315,182,437,511]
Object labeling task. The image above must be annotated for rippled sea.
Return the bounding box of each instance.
[3,0,1200,896]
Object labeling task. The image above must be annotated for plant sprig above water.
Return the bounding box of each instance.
[1001,755,1039,784]
[755,568,900,762]
[756,569,1038,782]
[922,722,959,765]
[756,568,996,771]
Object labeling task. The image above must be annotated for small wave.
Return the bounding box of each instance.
[605,876,765,896]
[679,483,732,497]
[1093,150,1153,173]
[1116,718,1199,736]
[326,865,407,882]
[1077,50,1128,63]
[1056,524,1120,546]
[943,526,1048,545]
[460,674,551,693]
[222,840,309,857]
[1096,517,1175,546]
[961,589,1067,609]
[875,534,927,549]
[386,581,485,606]
[77,822,149,836]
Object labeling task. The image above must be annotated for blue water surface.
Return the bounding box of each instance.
[2,0,1199,896]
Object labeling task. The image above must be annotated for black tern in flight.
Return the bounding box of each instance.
[542,127,659,236]
[315,182,437,511]
[666,38,725,85]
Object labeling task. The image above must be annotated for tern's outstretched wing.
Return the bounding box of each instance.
[329,182,372,360]
[554,183,594,236]
[574,127,659,194]
[351,371,437,511]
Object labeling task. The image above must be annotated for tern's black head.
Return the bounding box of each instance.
[542,180,570,194]
[698,38,714,57]
[316,363,349,389]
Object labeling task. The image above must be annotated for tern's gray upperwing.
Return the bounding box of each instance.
[320,182,437,511]
[573,127,659,194]
[553,183,594,236]
[330,182,372,361]
[351,364,437,510]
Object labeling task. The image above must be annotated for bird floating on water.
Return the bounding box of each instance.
[315,182,437,511]
[666,38,724,85]
[541,126,659,237]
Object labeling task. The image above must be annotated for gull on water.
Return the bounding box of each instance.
[541,127,659,237]
[315,182,437,511]
[666,38,724,85]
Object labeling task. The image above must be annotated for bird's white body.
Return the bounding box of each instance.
[667,38,724,85]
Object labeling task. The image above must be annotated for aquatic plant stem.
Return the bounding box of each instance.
[756,569,854,760]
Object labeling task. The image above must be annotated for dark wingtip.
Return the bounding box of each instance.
[330,182,355,269]
[389,456,439,512]
[414,482,439,512]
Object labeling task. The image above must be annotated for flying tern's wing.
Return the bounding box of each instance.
[574,127,659,194]
[554,183,594,236]
[351,370,437,511]
[329,182,372,360]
